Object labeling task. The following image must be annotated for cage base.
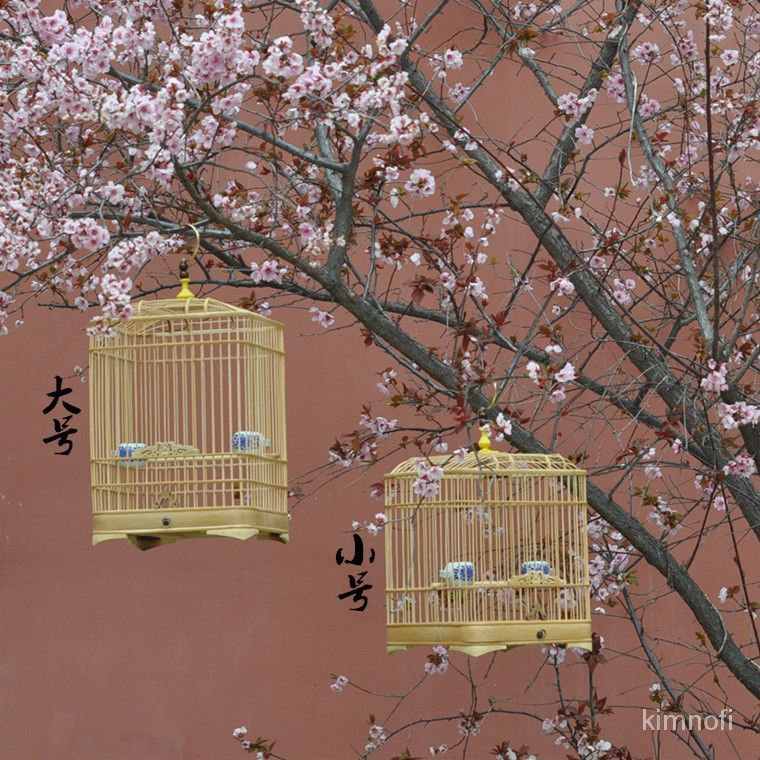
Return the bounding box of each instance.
[387,620,593,656]
[92,507,289,550]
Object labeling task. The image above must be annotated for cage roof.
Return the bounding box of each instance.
[386,451,584,478]
[94,297,283,334]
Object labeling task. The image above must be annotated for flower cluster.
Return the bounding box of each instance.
[492,413,512,441]
[457,713,484,736]
[329,675,349,693]
[309,306,335,328]
[424,645,449,674]
[404,168,436,199]
[526,359,577,404]
[250,260,288,286]
[351,513,387,536]
[700,360,729,393]
[588,517,630,605]
[723,453,757,479]
[412,460,445,499]
[611,277,636,307]
[364,724,388,755]
[231,726,273,758]
[556,89,598,122]
[550,276,575,297]
[648,496,683,535]
[359,413,398,439]
[542,644,566,665]
[717,401,760,430]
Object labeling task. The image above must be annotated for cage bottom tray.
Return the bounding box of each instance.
[92,507,289,550]
[387,620,593,656]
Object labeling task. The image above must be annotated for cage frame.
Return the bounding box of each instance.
[384,450,592,656]
[89,296,288,549]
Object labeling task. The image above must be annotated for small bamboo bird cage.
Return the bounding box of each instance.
[89,261,287,549]
[384,435,591,655]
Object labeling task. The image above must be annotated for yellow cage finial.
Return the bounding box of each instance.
[477,425,492,452]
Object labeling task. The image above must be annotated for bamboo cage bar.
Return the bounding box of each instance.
[89,297,288,550]
[384,448,591,655]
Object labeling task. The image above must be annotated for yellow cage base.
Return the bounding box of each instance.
[92,507,289,550]
[387,621,593,656]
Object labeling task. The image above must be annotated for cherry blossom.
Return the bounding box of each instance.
[549,276,575,297]
[412,460,445,499]
[574,124,594,145]
[717,401,760,429]
[309,306,335,328]
[404,168,436,199]
[700,360,729,393]
[723,453,757,478]
[424,645,449,674]
[554,362,577,384]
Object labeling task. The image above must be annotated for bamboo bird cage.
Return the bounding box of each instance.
[89,266,287,550]
[384,436,591,655]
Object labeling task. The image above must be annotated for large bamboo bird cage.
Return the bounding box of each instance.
[384,435,591,655]
[89,260,287,549]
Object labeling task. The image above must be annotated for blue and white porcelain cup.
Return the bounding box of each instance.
[520,560,551,575]
[232,431,271,452]
[114,442,146,468]
[439,561,475,585]
[117,442,146,458]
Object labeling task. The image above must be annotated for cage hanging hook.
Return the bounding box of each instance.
[187,222,201,260]
[484,381,499,411]
[176,223,200,300]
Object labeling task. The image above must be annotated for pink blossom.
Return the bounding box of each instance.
[494,412,512,441]
[717,401,760,429]
[549,385,566,403]
[424,645,449,674]
[723,453,756,478]
[526,360,542,382]
[700,360,728,393]
[404,168,436,199]
[632,41,661,64]
[554,362,577,383]
[330,674,349,692]
[549,276,575,297]
[542,645,566,665]
[457,714,483,737]
[575,124,594,145]
[605,72,626,103]
[712,495,727,512]
[359,413,397,437]
[442,48,463,69]
[639,97,661,119]
[259,259,287,284]
[447,83,470,103]
[413,460,444,499]
[465,276,487,302]
[309,306,335,328]
[721,49,739,66]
